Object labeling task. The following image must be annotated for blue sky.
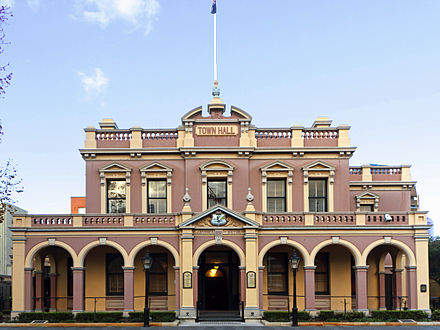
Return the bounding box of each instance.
[1,0,439,234]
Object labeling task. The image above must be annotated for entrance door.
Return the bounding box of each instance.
[385,274,393,310]
[198,248,239,311]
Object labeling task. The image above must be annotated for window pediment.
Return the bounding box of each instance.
[356,191,379,211]
[303,160,335,184]
[99,162,131,184]
[260,161,294,184]
[200,160,234,171]
[140,162,173,185]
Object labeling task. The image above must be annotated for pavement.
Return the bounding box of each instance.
[0,327,440,329]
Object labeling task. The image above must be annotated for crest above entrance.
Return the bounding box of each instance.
[179,205,260,229]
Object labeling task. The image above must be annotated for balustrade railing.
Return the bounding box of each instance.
[314,213,355,225]
[142,129,178,140]
[133,214,176,227]
[19,211,418,228]
[302,128,339,140]
[31,216,73,227]
[96,130,132,141]
[263,214,304,226]
[370,167,401,175]
[255,128,292,139]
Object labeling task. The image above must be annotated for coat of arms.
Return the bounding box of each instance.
[211,212,227,226]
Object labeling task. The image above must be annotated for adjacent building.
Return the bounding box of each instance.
[10,95,430,319]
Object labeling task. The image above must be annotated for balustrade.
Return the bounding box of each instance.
[255,129,292,139]
[31,216,73,226]
[366,214,407,224]
[314,214,355,225]
[302,129,339,140]
[262,214,304,225]
[133,215,175,227]
[96,130,132,141]
[142,130,178,140]
[83,216,124,226]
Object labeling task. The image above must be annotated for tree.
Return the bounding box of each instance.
[429,237,440,286]
[0,5,12,97]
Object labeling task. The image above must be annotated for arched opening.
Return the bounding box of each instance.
[311,244,358,311]
[366,244,409,311]
[30,246,73,312]
[261,245,306,312]
[132,246,176,311]
[83,245,125,311]
[197,245,240,312]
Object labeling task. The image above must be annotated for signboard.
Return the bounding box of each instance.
[247,271,256,288]
[195,125,238,136]
[183,271,192,289]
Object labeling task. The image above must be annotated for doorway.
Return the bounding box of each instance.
[197,246,240,311]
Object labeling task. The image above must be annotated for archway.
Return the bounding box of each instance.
[132,245,177,312]
[197,245,241,312]
[29,246,74,312]
[260,244,307,312]
[310,243,361,311]
[365,244,410,311]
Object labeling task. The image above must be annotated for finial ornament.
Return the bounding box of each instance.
[246,187,254,204]
[183,188,191,203]
[212,80,220,98]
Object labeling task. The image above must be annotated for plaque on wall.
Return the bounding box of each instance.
[247,271,256,288]
[183,271,192,289]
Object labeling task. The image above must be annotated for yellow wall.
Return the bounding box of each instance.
[326,246,353,311]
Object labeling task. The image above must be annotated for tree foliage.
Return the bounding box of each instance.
[0,5,12,97]
[429,237,440,286]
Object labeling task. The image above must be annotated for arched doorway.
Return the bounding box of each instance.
[197,245,240,311]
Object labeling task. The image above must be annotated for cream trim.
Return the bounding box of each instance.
[99,162,132,214]
[258,239,310,267]
[77,239,129,267]
[309,238,362,266]
[302,160,335,212]
[128,239,179,267]
[140,162,173,213]
[200,160,234,211]
[361,238,416,266]
[260,160,294,212]
[193,239,245,267]
[25,241,79,268]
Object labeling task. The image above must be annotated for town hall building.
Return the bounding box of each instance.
[10,92,430,320]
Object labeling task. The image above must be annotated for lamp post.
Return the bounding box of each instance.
[289,251,300,327]
[142,252,153,327]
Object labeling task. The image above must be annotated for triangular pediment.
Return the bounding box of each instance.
[140,162,173,173]
[356,191,379,199]
[179,205,259,228]
[302,160,335,171]
[99,162,131,173]
[261,160,294,172]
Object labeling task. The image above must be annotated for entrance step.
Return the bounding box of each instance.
[198,310,243,322]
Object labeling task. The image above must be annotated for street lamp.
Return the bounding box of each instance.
[289,251,301,327]
[142,252,153,327]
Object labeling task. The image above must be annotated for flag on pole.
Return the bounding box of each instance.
[211,0,216,14]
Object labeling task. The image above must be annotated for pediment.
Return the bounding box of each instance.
[230,106,252,121]
[302,160,335,171]
[200,160,234,171]
[356,191,379,199]
[261,160,294,172]
[179,205,259,229]
[140,162,173,173]
[99,162,131,173]
[181,106,203,120]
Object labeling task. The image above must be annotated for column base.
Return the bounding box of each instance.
[72,310,85,314]
[244,306,261,319]
[179,307,196,319]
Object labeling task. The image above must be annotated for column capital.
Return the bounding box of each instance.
[353,265,369,270]
[49,272,57,277]
[122,266,135,271]
[258,266,265,270]
[193,266,200,270]
[34,270,43,275]
[377,271,386,275]
[393,268,404,273]
[239,266,246,270]
[173,266,180,270]
[405,265,417,270]
[24,267,34,272]
[71,267,86,271]
[303,266,317,270]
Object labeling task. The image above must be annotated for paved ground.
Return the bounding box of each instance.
[0,327,440,329]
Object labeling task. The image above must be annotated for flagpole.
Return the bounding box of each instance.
[213,12,217,84]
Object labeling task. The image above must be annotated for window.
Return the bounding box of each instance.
[267,179,286,212]
[267,253,288,295]
[149,254,168,295]
[309,179,327,212]
[147,179,167,213]
[207,179,227,208]
[107,180,126,213]
[106,254,124,295]
[315,252,329,295]
[360,204,374,212]
[67,257,73,297]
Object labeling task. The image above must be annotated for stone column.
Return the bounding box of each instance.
[239,266,246,304]
[180,230,195,319]
[378,272,386,310]
[406,266,417,310]
[303,266,316,311]
[123,267,135,313]
[49,273,57,311]
[24,268,34,312]
[72,267,85,312]
[34,271,43,312]
[354,266,369,311]
[193,266,199,308]
[258,267,264,311]
[173,266,180,312]
[244,229,259,319]
[394,269,403,309]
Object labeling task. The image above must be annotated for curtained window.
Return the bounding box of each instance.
[267,253,288,295]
